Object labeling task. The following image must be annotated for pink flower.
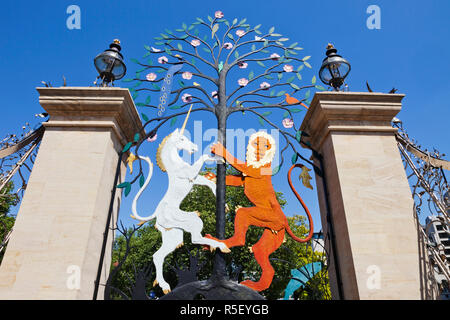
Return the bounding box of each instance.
[145,73,157,81]
[182,93,193,103]
[282,118,294,128]
[190,39,201,47]
[211,91,218,99]
[215,11,224,18]
[237,61,248,69]
[260,82,270,90]
[223,42,233,49]
[158,56,168,64]
[238,78,248,87]
[147,133,157,142]
[283,64,294,72]
[182,72,193,80]
[270,53,280,61]
[236,30,246,37]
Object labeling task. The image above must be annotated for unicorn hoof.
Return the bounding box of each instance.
[153,279,158,287]
[210,247,216,253]
[163,289,171,295]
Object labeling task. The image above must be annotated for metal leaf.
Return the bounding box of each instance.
[141,113,149,122]
[117,182,130,189]
[299,166,313,190]
[139,174,145,188]
[291,153,298,164]
[124,184,132,197]
[212,23,219,39]
[122,142,132,153]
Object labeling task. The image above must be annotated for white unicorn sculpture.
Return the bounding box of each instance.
[129,105,230,294]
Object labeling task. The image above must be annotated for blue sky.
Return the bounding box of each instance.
[1,0,449,232]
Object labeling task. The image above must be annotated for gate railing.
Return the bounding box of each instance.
[394,119,450,299]
[0,116,46,260]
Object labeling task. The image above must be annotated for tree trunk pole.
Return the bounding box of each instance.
[212,71,228,279]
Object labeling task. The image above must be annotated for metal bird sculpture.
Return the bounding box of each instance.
[388,88,398,94]
[284,93,309,109]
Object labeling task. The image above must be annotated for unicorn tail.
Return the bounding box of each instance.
[130,156,157,224]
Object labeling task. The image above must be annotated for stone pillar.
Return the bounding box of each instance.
[300,92,421,300]
[0,87,142,299]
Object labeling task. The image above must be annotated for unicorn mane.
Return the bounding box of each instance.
[156,132,173,172]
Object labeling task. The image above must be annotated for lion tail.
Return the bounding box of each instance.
[285,164,314,243]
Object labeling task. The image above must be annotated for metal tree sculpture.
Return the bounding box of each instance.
[119,11,323,297]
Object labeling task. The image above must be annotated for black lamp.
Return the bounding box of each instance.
[319,44,351,91]
[94,39,126,86]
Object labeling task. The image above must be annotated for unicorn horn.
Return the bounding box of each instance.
[180,104,193,135]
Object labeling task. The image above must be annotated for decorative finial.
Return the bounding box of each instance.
[326,43,334,50]
[113,39,121,45]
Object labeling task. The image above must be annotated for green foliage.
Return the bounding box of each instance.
[110,169,329,300]
[0,182,18,264]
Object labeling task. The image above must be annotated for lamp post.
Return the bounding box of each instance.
[319,44,351,91]
[94,39,127,86]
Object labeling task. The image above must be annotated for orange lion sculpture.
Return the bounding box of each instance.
[206,131,314,292]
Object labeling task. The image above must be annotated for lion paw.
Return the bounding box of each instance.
[220,245,231,253]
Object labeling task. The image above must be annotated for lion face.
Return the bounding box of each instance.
[246,131,276,168]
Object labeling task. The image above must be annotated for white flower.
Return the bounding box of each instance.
[215,11,224,18]
[190,39,201,47]
[147,133,157,142]
[211,91,218,99]
[260,82,270,89]
[282,118,294,128]
[182,72,193,80]
[238,78,248,87]
[236,30,246,37]
[182,93,193,103]
[270,53,280,61]
[283,64,294,72]
[151,47,162,52]
[223,42,233,49]
[158,56,168,64]
[238,61,248,69]
[145,73,157,81]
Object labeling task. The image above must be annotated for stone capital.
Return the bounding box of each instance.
[37,87,143,147]
[300,92,405,150]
